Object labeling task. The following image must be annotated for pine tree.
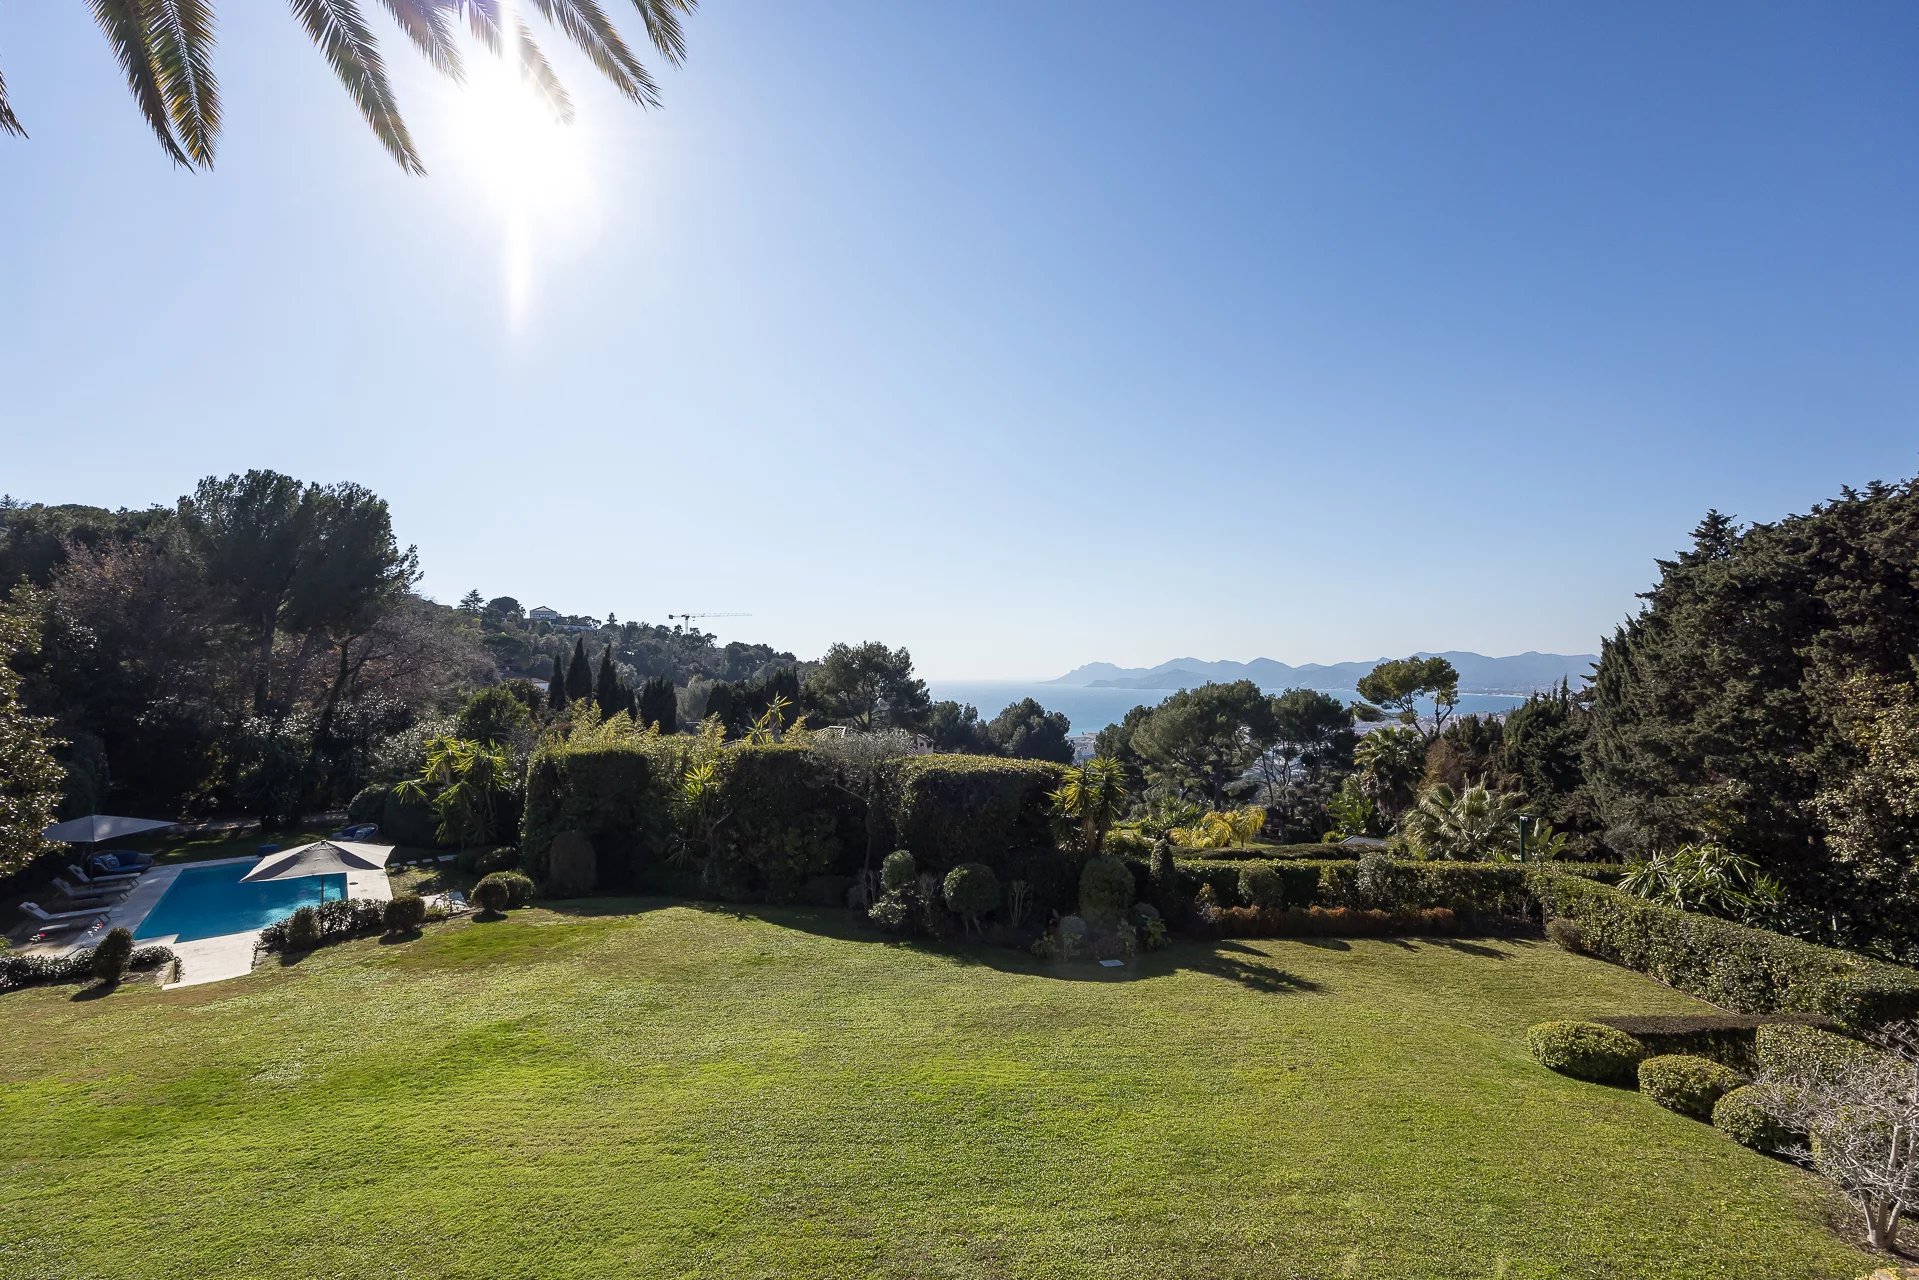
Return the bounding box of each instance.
[565,637,592,702]
[595,646,623,717]
[547,654,567,710]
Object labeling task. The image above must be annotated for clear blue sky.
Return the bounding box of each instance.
[2,2,1915,678]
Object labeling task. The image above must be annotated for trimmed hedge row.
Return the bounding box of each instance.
[522,740,673,890]
[719,743,865,902]
[1592,1013,1831,1072]
[1212,905,1458,939]
[0,943,175,993]
[887,755,1064,878]
[1529,868,1919,1027]
[1173,858,1533,919]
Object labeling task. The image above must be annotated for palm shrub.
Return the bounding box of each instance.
[90,927,134,985]
[1049,756,1128,855]
[1527,1020,1646,1084]
[942,863,1000,936]
[1637,1054,1747,1119]
[1402,781,1527,860]
[1078,855,1135,927]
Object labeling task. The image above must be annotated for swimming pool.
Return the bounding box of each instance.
[135,862,347,943]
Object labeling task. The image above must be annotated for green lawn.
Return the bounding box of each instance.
[0,905,1877,1279]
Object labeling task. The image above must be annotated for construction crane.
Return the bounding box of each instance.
[669,612,752,627]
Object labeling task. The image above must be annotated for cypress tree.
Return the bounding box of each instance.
[640,676,678,734]
[547,654,567,710]
[565,637,593,702]
[595,646,623,717]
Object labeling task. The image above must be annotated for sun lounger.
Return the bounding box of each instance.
[20,900,105,924]
[25,915,95,940]
[67,862,139,887]
[89,851,154,874]
[51,877,124,906]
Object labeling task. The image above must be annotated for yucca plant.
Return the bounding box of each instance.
[2,1,695,173]
[1049,756,1128,856]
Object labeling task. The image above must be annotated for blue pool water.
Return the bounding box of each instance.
[134,862,346,943]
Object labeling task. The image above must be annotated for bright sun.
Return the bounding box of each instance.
[434,27,598,326]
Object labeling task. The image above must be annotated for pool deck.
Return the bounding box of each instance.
[25,850,395,988]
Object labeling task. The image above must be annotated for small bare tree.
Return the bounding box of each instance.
[1756,1023,1919,1251]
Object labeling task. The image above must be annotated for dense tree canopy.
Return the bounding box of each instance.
[1587,482,1919,956]
[804,642,931,732]
[1357,655,1460,741]
[985,698,1073,764]
[0,589,62,878]
[1127,681,1272,807]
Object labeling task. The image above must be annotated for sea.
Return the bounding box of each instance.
[924,680,1530,736]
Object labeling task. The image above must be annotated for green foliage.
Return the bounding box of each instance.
[1526,1020,1646,1084]
[1148,845,1186,921]
[1078,854,1135,926]
[890,754,1064,879]
[0,589,61,878]
[941,862,1000,931]
[457,684,534,748]
[1586,485,1919,957]
[1496,682,1592,830]
[984,698,1073,763]
[473,871,535,911]
[1238,864,1286,909]
[1128,681,1272,807]
[546,830,598,898]
[1753,1023,1882,1079]
[1350,851,1420,911]
[803,641,931,731]
[522,739,672,890]
[1531,868,1919,1026]
[1713,1085,1798,1151]
[1352,727,1424,820]
[1402,781,1529,860]
[716,743,863,901]
[1323,776,1383,840]
[381,789,443,849]
[1357,656,1460,739]
[1545,917,1585,953]
[395,736,516,848]
[925,700,996,754]
[284,905,322,950]
[1617,841,1780,922]
[382,893,428,935]
[1210,904,1459,939]
[1637,1054,1746,1120]
[880,849,917,894]
[90,927,134,985]
[1049,756,1128,855]
[346,784,388,825]
[637,676,678,733]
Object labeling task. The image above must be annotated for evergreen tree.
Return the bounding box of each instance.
[547,654,567,711]
[594,646,623,717]
[0,590,62,878]
[639,676,678,734]
[705,681,739,734]
[565,637,593,702]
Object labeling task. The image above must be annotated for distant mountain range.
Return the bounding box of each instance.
[1046,651,1596,696]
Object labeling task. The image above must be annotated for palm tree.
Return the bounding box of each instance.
[1050,756,1128,857]
[1353,725,1424,821]
[2,1,695,174]
[1402,781,1526,860]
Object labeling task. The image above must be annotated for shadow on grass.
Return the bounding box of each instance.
[69,981,116,1002]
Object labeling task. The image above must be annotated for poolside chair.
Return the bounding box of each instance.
[51,876,125,906]
[67,862,139,887]
[20,900,105,925]
[89,850,154,874]
[23,914,95,941]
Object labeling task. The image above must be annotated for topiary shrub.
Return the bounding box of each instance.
[91,927,134,985]
[1526,1019,1646,1084]
[1238,864,1286,910]
[1637,1053,1747,1120]
[284,905,322,950]
[1148,845,1186,922]
[942,862,1000,935]
[1350,851,1419,910]
[382,893,428,935]
[546,830,599,898]
[347,784,388,825]
[1545,917,1585,953]
[1712,1084,1799,1150]
[880,849,917,894]
[1079,855,1135,927]
[1057,914,1090,961]
[472,871,533,915]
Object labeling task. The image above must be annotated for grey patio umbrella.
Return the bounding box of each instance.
[43,815,178,845]
[240,840,391,883]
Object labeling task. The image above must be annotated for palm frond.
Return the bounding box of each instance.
[87,0,193,167]
[512,20,575,124]
[625,0,692,65]
[376,0,463,79]
[145,0,222,167]
[528,0,655,105]
[450,0,504,54]
[0,64,26,139]
[287,0,424,174]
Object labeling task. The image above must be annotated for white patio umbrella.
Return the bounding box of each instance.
[43,815,178,845]
[241,839,392,883]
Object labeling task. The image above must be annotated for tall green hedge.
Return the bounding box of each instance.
[716,743,864,901]
[1528,868,1919,1027]
[888,755,1064,878]
[521,740,672,890]
[1172,858,1532,918]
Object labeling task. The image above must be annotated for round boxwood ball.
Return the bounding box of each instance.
[1637,1054,1747,1120]
[942,862,1000,922]
[1526,1020,1646,1084]
[1712,1084,1799,1151]
[91,927,134,984]
[382,893,428,935]
[1078,855,1135,925]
